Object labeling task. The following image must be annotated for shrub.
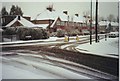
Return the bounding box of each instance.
[67,29,80,36]
[17,27,49,40]
[57,30,66,37]
[2,27,17,35]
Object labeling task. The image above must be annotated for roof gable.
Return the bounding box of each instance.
[6,16,36,27]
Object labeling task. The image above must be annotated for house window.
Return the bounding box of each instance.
[80,23,83,27]
[61,21,65,26]
[56,21,61,25]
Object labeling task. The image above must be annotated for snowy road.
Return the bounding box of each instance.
[1,50,118,80]
[1,34,118,80]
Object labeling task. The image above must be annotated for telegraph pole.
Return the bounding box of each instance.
[118,1,119,24]
[95,0,98,43]
[90,0,92,44]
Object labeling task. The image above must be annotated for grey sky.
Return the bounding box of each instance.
[2,2,119,20]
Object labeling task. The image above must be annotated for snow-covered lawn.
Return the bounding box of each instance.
[75,37,119,58]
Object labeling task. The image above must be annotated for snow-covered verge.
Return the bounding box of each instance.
[75,38,119,58]
[1,35,90,45]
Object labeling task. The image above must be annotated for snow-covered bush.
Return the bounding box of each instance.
[57,30,66,37]
[17,27,49,40]
[2,27,17,35]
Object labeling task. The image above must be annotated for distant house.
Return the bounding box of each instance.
[98,20,109,33]
[98,20,119,33]
[110,22,119,32]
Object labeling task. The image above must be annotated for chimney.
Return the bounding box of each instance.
[18,15,20,20]
[46,5,53,12]
[75,14,79,17]
[63,11,68,15]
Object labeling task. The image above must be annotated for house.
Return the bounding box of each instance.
[98,20,109,33]
[32,8,86,34]
[32,7,57,32]
[32,6,90,36]
[50,11,70,32]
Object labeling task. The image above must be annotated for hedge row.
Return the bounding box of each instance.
[2,27,49,40]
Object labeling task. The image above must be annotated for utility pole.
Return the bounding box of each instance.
[95,0,98,43]
[118,2,119,24]
[90,0,92,44]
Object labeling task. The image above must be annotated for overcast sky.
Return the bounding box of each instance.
[2,2,119,20]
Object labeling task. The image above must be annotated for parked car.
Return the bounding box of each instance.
[108,32,119,38]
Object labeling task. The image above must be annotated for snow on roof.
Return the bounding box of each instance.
[109,31,119,34]
[35,24,49,29]
[111,22,119,26]
[6,16,36,27]
[98,21,109,26]
[6,16,18,27]
[35,10,69,21]
[35,10,58,20]
[0,28,3,32]
[35,9,87,23]
[58,13,68,21]
[73,15,85,23]
[50,17,59,28]
[99,21,119,27]
[18,16,36,27]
